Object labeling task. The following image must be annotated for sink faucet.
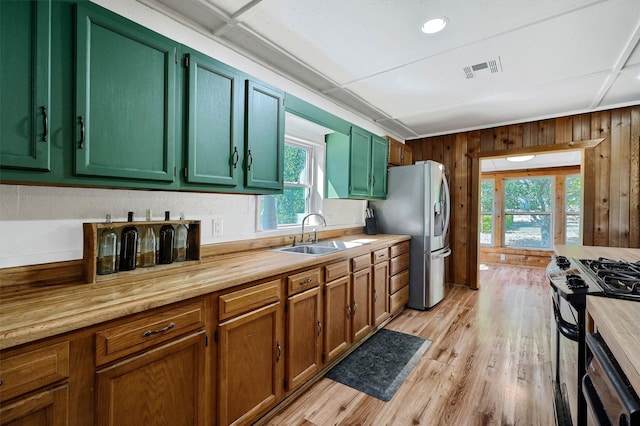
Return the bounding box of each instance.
[301,213,326,244]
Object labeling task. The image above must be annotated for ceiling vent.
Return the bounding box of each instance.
[463,57,503,79]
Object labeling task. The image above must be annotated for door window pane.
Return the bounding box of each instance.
[480,179,494,246]
[503,177,553,248]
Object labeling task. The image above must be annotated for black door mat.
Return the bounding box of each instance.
[325,328,432,402]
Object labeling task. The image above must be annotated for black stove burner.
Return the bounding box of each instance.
[556,255,571,270]
[566,274,588,289]
[580,257,640,298]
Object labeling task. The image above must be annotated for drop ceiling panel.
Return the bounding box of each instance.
[601,67,640,105]
[237,0,602,84]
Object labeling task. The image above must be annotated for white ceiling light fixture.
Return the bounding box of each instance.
[506,155,535,162]
[421,17,448,34]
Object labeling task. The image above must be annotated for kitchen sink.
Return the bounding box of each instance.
[271,240,369,256]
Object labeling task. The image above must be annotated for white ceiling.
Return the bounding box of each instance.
[140,0,640,140]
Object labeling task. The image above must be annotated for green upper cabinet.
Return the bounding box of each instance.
[183,49,242,187]
[0,0,51,171]
[326,127,388,200]
[74,3,177,183]
[370,135,388,198]
[244,80,284,192]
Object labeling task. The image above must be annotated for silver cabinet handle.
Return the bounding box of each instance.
[276,340,281,362]
[317,320,322,337]
[142,322,175,337]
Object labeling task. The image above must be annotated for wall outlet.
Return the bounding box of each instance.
[500,254,506,261]
[213,218,223,238]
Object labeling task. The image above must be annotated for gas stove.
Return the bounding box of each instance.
[579,257,640,301]
[547,255,640,303]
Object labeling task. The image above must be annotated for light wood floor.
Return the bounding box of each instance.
[266,264,556,426]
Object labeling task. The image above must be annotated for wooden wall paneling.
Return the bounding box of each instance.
[609,110,625,246]
[555,175,566,245]
[452,134,468,285]
[522,122,533,147]
[480,130,495,153]
[540,119,556,146]
[509,124,523,149]
[591,111,611,246]
[630,108,640,247]
[469,157,480,289]
[582,145,597,246]
[555,117,573,143]
[613,109,632,247]
[573,113,592,141]
[495,126,510,150]
[432,136,444,164]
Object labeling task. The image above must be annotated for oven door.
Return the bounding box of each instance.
[583,333,640,426]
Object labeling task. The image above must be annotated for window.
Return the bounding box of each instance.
[565,174,582,245]
[480,179,494,246]
[259,137,315,229]
[503,177,553,249]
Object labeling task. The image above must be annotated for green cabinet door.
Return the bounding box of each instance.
[244,80,284,192]
[326,127,388,200]
[74,3,176,182]
[348,127,372,198]
[370,135,388,198]
[184,50,242,187]
[0,0,51,171]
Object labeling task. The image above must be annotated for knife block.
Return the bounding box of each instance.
[365,217,378,235]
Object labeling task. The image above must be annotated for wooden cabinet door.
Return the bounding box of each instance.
[74,3,177,182]
[244,80,284,192]
[372,261,390,326]
[323,276,351,364]
[286,286,322,391]
[0,385,68,426]
[351,268,372,342]
[348,127,371,198]
[0,0,50,171]
[95,332,207,426]
[218,301,283,426]
[370,136,388,198]
[388,138,403,166]
[184,50,242,187]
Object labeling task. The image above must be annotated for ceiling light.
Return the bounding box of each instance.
[506,155,535,162]
[421,17,448,34]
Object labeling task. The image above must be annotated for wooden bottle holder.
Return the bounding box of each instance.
[83,219,201,283]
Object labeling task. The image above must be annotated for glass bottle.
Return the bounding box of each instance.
[174,212,188,262]
[158,211,175,264]
[97,214,117,275]
[119,211,138,271]
[140,209,156,267]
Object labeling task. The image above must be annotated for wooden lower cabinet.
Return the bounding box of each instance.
[217,280,284,426]
[286,286,322,391]
[389,241,411,315]
[372,260,390,326]
[95,331,207,426]
[323,275,351,364]
[351,267,372,342]
[0,385,68,426]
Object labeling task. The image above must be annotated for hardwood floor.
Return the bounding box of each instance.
[266,264,556,426]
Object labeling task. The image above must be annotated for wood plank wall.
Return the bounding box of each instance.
[406,105,640,288]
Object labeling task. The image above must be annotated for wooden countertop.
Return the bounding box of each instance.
[554,244,640,262]
[0,233,409,350]
[587,296,640,393]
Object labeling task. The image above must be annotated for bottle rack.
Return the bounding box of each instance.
[83,219,201,283]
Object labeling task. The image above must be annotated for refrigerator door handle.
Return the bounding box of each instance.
[442,172,451,238]
[431,246,452,259]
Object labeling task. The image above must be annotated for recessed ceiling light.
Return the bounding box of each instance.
[421,17,448,34]
[506,155,535,162]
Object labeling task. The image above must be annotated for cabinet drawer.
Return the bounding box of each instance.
[390,269,410,294]
[351,253,371,272]
[219,278,281,321]
[0,341,69,402]
[390,286,409,314]
[325,260,349,282]
[390,253,410,276]
[372,248,389,264]
[287,268,321,296]
[96,300,206,366]
[390,241,410,258]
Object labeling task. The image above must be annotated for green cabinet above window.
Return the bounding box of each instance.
[74,2,177,183]
[0,0,51,171]
[326,127,388,200]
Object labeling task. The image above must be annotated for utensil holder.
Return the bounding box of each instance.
[365,217,378,235]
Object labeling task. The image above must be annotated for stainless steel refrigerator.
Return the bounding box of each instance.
[370,160,451,309]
